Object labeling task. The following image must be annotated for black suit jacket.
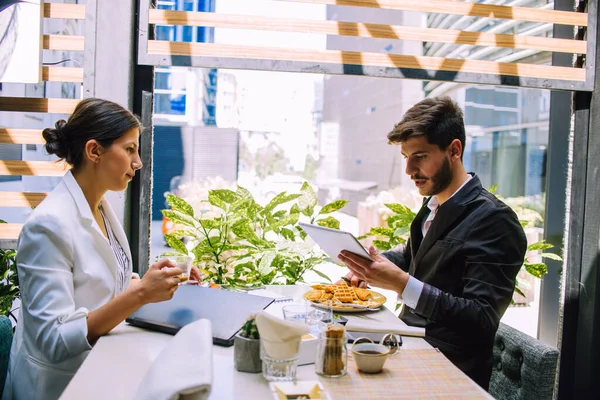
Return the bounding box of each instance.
[383,174,527,390]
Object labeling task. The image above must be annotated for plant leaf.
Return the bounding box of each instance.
[298,182,318,210]
[372,240,392,251]
[541,252,562,261]
[524,263,548,278]
[236,185,253,199]
[311,268,332,283]
[164,234,189,255]
[488,184,498,195]
[367,227,394,237]
[264,192,302,214]
[166,194,194,216]
[280,228,296,242]
[161,210,198,228]
[527,241,554,251]
[208,192,227,210]
[316,216,340,229]
[385,203,416,217]
[318,200,348,215]
[258,252,276,276]
[210,189,239,204]
[514,286,526,298]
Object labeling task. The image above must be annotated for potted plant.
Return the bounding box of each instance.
[160,182,348,287]
[234,315,261,373]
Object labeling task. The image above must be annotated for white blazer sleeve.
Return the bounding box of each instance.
[17,214,92,364]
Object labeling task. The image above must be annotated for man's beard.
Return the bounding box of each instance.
[416,156,453,197]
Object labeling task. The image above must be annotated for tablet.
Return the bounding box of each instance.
[299,222,373,263]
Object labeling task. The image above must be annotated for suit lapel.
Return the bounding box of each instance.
[100,198,133,265]
[408,201,429,275]
[411,174,482,272]
[62,171,119,281]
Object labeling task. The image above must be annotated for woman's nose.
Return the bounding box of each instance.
[132,158,143,170]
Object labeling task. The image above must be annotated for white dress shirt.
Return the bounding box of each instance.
[400,174,473,309]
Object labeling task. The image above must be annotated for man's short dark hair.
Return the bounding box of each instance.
[387,97,466,158]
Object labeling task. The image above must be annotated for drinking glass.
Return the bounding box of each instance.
[164,255,193,284]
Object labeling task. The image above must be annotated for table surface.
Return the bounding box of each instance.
[60,285,491,400]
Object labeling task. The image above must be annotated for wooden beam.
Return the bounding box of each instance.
[0,161,68,177]
[0,224,23,240]
[148,40,586,82]
[43,3,85,19]
[277,0,588,27]
[0,192,47,208]
[0,97,78,114]
[42,66,84,83]
[43,34,84,51]
[149,10,586,55]
[0,129,45,145]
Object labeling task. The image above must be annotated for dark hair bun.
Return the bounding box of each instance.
[43,119,69,160]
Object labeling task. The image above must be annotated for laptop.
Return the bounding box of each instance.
[126,285,274,347]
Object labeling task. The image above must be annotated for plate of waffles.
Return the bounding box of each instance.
[303,281,386,312]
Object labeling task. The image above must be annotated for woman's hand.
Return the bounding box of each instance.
[189,266,202,283]
[130,259,182,305]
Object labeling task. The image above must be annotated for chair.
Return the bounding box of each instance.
[0,315,13,398]
[489,322,559,400]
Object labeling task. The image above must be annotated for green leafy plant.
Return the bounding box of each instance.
[161,182,348,287]
[239,315,260,339]
[0,221,18,320]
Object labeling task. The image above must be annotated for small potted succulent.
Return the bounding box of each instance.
[234,314,262,373]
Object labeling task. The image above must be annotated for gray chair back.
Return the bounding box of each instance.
[490,322,558,400]
[0,315,13,398]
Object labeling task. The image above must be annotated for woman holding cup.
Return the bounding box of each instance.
[2,98,200,400]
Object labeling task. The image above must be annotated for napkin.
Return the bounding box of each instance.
[345,308,425,337]
[133,319,213,400]
[255,311,309,359]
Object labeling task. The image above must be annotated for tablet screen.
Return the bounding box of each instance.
[299,222,373,263]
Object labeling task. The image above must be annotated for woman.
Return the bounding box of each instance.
[2,98,200,400]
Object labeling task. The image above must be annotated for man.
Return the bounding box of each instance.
[339,97,527,390]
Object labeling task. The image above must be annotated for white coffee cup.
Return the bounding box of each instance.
[351,342,391,373]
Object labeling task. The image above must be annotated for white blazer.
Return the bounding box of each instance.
[2,171,132,400]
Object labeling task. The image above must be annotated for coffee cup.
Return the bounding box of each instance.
[351,342,390,373]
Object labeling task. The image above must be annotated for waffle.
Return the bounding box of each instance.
[333,285,354,303]
[354,288,371,301]
[305,290,323,302]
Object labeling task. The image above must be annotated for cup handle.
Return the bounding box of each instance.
[351,337,374,351]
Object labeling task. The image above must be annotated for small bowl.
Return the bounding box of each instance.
[351,343,390,373]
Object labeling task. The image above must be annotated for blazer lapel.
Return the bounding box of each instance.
[408,201,429,275]
[100,198,133,265]
[412,174,483,272]
[62,171,119,280]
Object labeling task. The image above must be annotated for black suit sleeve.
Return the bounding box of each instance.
[381,239,412,272]
[412,208,527,339]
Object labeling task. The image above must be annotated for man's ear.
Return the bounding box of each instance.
[449,139,463,160]
[84,140,103,164]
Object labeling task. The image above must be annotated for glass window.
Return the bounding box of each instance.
[154,93,186,115]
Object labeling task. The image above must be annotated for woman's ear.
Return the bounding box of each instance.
[84,140,103,164]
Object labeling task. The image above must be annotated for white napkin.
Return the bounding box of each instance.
[133,319,213,400]
[255,311,309,359]
[345,308,425,337]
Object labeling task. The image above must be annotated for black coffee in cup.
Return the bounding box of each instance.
[357,350,383,355]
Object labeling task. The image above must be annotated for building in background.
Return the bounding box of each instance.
[423,0,552,199]
[320,5,425,215]
[152,0,243,220]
